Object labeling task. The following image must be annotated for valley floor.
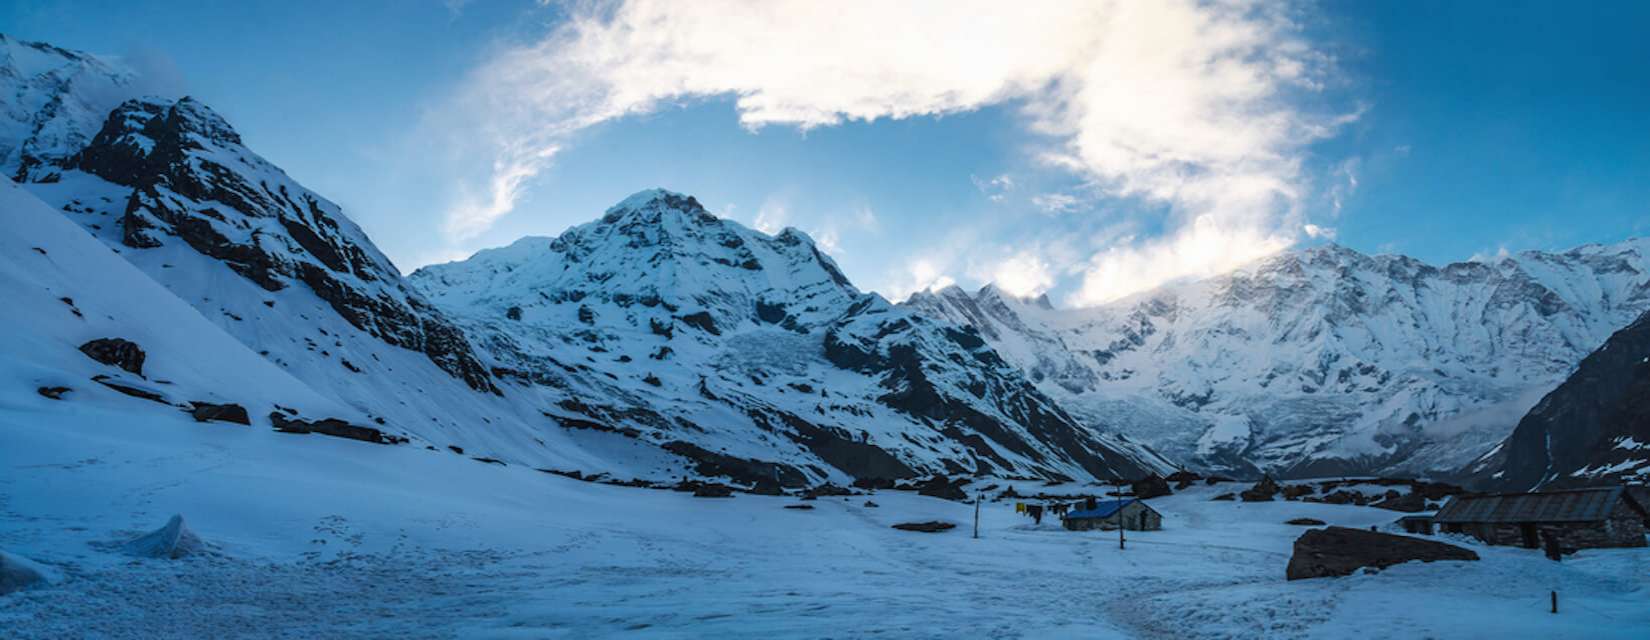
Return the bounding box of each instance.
[1,404,1646,639]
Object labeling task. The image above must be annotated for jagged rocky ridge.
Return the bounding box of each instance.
[0,34,137,182]
[411,190,1173,483]
[1466,309,1650,489]
[907,242,1650,478]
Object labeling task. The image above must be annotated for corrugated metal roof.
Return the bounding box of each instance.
[1434,487,1626,524]
[1066,499,1143,520]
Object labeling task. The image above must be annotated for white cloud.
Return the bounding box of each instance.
[1303,223,1336,240]
[752,198,788,235]
[977,251,1055,298]
[441,0,1351,301]
[970,174,1015,202]
[1031,192,1081,214]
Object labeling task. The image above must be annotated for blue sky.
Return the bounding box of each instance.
[6,0,1647,304]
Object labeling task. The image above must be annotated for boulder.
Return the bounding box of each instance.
[914,476,968,501]
[1286,518,1327,526]
[692,483,734,498]
[188,401,250,425]
[1372,492,1427,513]
[122,514,207,559]
[851,477,895,491]
[1285,526,1477,580]
[746,477,784,496]
[1241,475,1281,502]
[892,521,956,533]
[270,412,402,444]
[1212,493,1236,501]
[36,386,71,400]
[1132,474,1173,499]
[0,550,59,595]
[1282,484,1316,501]
[783,504,814,510]
[78,338,146,376]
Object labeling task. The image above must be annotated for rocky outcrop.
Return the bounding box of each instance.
[1467,309,1650,489]
[78,337,145,375]
[1285,526,1478,580]
[188,401,250,425]
[1132,474,1173,499]
[269,412,402,445]
[68,96,497,395]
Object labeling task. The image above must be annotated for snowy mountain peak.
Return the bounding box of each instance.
[0,34,141,182]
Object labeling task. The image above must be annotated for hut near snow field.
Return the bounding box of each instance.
[1062,498,1162,532]
[1433,486,1649,550]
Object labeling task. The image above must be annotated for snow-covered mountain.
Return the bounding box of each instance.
[1,33,137,182]
[907,242,1650,478]
[4,35,1169,486]
[410,190,1173,483]
[1465,308,1650,489]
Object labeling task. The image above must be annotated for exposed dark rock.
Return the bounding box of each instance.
[1241,475,1281,502]
[1132,474,1173,499]
[912,475,969,501]
[505,306,522,321]
[892,521,956,533]
[36,386,71,400]
[678,311,720,335]
[783,504,814,510]
[74,97,498,395]
[1372,492,1427,513]
[269,412,402,445]
[471,457,506,466]
[662,441,810,488]
[1286,526,1478,580]
[448,445,465,454]
[852,477,895,491]
[1286,518,1327,526]
[692,483,734,498]
[1471,309,1650,490]
[1212,493,1236,501]
[91,376,166,403]
[1282,484,1316,501]
[864,501,879,508]
[78,338,146,375]
[188,402,249,425]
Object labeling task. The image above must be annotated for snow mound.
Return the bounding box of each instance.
[121,515,208,559]
[0,549,60,595]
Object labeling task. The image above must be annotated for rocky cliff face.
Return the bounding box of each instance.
[1466,309,1650,489]
[412,190,1173,483]
[907,242,1650,478]
[62,96,495,393]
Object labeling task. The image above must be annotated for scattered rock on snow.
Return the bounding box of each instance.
[0,549,59,595]
[784,504,815,510]
[892,521,956,533]
[1372,492,1427,513]
[36,386,71,400]
[1286,518,1327,526]
[1132,474,1173,499]
[121,515,208,559]
[270,412,404,444]
[78,337,146,376]
[188,401,250,425]
[1212,493,1236,501]
[1240,475,1281,502]
[91,375,167,403]
[692,483,734,498]
[1285,526,1477,580]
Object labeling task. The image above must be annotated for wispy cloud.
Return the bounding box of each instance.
[439,0,1352,302]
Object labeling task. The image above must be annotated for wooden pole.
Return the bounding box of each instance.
[973,492,981,539]
[1551,590,1557,614]
[1117,480,1126,550]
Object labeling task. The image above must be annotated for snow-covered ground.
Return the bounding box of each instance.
[3,403,1645,639]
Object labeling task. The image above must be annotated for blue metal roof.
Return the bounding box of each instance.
[1066,498,1137,520]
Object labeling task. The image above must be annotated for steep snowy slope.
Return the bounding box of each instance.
[908,242,1650,477]
[0,33,139,182]
[0,178,354,426]
[412,190,1172,483]
[1466,308,1650,489]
